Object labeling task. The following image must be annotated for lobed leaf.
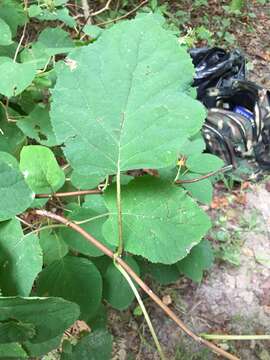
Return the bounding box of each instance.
[51,15,205,180]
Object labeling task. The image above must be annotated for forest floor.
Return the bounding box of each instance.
[107,1,270,359]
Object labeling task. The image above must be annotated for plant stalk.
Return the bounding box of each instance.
[114,259,166,360]
[201,334,270,341]
[116,167,123,256]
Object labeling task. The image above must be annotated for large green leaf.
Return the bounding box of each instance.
[0,57,36,97]
[51,15,205,179]
[20,145,65,194]
[103,256,139,310]
[0,218,42,296]
[103,177,211,264]
[36,256,103,320]
[0,297,80,343]
[62,329,112,360]
[0,155,34,222]
[181,173,213,204]
[0,18,13,46]
[176,240,214,282]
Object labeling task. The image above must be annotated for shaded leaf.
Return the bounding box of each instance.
[176,240,214,282]
[62,329,112,360]
[36,256,103,320]
[39,229,68,265]
[0,156,34,222]
[23,335,62,357]
[0,218,42,295]
[103,256,140,310]
[0,18,13,46]
[0,343,27,358]
[0,297,80,343]
[103,177,211,264]
[0,321,35,343]
[60,205,111,257]
[17,105,58,147]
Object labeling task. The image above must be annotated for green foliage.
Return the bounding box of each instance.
[103,177,211,264]
[36,256,103,320]
[177,240,214,282]
[103,256,140,310]
[0,218,42,295]
[62,329,113,360]
[0,5,222,357]
[20,145,65,194]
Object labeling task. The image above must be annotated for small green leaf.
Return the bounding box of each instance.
[20,145,65,194]
[17,105,58,147]
[37,8,76,27]
[181,173,213,204]
[0,18,13,46]
[0,218,42,296]
[176,240,214,282]
[39,229,68,265]
[28,4,42,17]
[0,297,80,343]
[0,58,36,97]
[186,153,224,174]
[62,330,113,360]
[0,155,34,222]
[36,256,103,320]
[83,25,103,39]
[37,27,75,56]
[71,170,104,190]
[103,177,211,264]
[0,321,35,343]
[103,256,140,310]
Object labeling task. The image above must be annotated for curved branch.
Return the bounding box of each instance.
[35,189,102,198]
[35,209,239,360]
[175,165,233,184]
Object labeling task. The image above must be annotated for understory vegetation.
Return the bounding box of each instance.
[0,1,269,359]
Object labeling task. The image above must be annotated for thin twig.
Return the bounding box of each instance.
[81,0,91,24]
[35,189,102,198]
[13,22,27,62]
[201,334,270,341]
[96,0,149,26]
[175,165,233,184]
[35,209,239,360]
[90,0,113,16]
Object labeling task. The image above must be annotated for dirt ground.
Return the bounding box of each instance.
[109,2,270,360]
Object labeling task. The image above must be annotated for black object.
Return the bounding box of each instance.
[189,47,246,106]
[189,46,270,172]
